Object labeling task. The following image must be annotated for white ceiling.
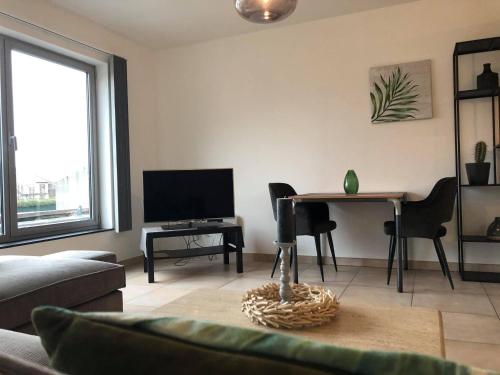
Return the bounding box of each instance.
[48,0,420,49]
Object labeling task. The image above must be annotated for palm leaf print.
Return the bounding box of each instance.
[370,66,420,123]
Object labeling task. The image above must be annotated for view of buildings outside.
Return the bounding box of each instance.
[17,167,89,212]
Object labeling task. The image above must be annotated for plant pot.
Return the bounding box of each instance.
[487,217,500,240]
[465,162,490,185]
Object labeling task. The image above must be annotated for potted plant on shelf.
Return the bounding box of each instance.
[465,141,490,185]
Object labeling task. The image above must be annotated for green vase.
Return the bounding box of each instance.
[344,170,359,194]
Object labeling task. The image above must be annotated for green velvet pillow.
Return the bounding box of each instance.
[32,306,481,375]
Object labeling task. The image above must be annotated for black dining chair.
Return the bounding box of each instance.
[384,177,457,289]
[269,183,338,282]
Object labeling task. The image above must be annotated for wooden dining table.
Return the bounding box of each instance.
[290,192,408,293]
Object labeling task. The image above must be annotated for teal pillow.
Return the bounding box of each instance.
[32,306,481,375]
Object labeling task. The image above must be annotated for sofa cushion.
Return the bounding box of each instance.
[43,250,117,264]
[32,306,484,375]
[14,290,124,334]
[0,351,60,375]
[0,329,50,367]
[0,256,125,330]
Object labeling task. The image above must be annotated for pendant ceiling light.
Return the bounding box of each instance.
[235,0,297,24]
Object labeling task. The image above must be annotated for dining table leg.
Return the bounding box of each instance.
[291,201,299,284]
[390,199,403,293]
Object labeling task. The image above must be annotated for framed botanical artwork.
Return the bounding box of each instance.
[370,60,432,123]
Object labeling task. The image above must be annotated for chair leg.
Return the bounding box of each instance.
[143,255,148,273]
[387,235,396,285]
[292,245,299,284]
[403,238,409,270]
[386,235,393,281]
[326,231,338,272]
[271,248,281,278]
[314,234,325,282]
[432,238,446,276]
[436,238,454,289]
[317,243,321,265]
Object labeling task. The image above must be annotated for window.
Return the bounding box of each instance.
[0,36,99,242]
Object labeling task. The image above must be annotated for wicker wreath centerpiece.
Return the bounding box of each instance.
[241,282,340,329]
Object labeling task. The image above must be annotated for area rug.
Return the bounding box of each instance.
[154,288,444,358]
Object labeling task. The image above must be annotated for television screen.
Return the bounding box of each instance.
[143,169,235,222]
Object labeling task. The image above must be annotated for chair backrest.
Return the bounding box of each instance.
[423,177,458,224]
[403,177,457,239]
[268,183,297,221]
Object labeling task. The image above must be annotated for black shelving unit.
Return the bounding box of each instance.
[454,36,500,283]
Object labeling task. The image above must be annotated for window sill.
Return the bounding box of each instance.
[0,228,114,250]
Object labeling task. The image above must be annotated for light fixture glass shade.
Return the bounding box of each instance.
[235,0,297,24]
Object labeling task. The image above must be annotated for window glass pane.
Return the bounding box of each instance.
[11,50,91,228]
[0,59,3,235]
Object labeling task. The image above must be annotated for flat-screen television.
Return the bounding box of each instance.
[143,169,235,222]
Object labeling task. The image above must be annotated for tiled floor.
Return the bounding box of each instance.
[122,256,500,372]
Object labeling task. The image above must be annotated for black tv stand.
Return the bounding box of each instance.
[143,222,244,283]
[161,221,223,231]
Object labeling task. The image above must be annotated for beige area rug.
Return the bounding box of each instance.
[155,288,444,358]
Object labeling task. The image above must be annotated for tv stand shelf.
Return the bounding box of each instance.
[153,245,227,259]
[161,221,225,231]
[140,223,244,283]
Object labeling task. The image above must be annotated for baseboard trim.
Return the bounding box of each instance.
[121,252,500,273]
[243,253,500,273]
[119,255,143,267]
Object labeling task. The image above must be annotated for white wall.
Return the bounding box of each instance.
[0,0,158,260]
[2,0,500,266]
[154,0,500,265]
